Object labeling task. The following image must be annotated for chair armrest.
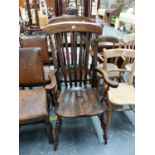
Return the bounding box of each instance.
[45,70,57,90]
[95,68,118,88]
[97,53,104,62]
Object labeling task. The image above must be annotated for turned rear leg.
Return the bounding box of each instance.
[45,118,54,144]
[99,113,107,144]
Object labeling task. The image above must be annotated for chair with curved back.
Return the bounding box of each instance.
[43,21,115,150]
[48,16,104,34]
[19,47,57,147]
[101,48,135,139]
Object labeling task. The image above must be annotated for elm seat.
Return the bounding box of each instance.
[57,87,106,117]
[108,83,135,105]
[19,88,48,125]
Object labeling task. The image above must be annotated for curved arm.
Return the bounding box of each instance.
[95,68,118,88]
[45,70,57,90]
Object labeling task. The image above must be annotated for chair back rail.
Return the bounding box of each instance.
[48,16,94,24]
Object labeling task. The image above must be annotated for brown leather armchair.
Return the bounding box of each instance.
[19,48,56,146]
[19,35,57,106]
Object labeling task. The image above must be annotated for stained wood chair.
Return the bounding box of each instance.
[43,21,116,150]
[19,47,56,146]
[19,35,57,105]
[101,48,135,139]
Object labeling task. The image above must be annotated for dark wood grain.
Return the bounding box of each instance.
[43,21,107,150]
[20,35,50,64]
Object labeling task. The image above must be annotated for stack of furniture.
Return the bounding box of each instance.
[20,21,118,151]
[115,8,135,32]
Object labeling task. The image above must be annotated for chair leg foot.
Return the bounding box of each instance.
[99,113,108,144]
[54,117,62,151]
[105,101,111,143]
[45,120,54,144]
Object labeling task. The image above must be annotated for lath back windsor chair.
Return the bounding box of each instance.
[101,48,135,139]
[43,21,109,150]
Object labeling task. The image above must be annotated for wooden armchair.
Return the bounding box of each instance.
[19,47,57,146]
[43,21,115,150]
[19,35,57,105]
[101,48,135,139]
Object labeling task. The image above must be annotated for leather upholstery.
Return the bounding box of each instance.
[19,88,48,124]
[19,48,47,86]
[20,35,49,63]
